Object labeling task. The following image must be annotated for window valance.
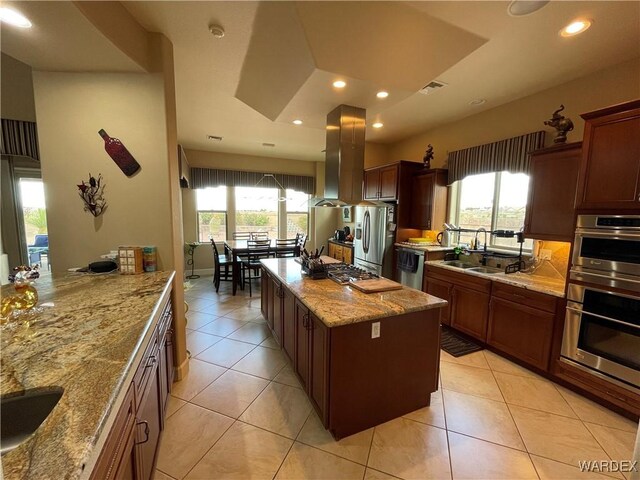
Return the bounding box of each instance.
[447,131,545,185]
[1,119,40,161]
[190,167,315,195]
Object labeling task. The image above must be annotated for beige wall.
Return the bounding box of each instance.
[371,58,640,169]
[364,141,389,168]
[1,53,36,122]
[33,71,173,273]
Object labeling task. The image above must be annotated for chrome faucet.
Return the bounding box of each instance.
[475,228,488,265]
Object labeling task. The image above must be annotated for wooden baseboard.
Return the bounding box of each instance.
[174,357,190,382]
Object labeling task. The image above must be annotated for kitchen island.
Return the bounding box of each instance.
[0,271,174,480]
[260,258,447,439]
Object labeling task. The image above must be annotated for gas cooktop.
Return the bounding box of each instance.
[326,264,379,285]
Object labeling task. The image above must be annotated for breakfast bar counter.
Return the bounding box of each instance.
[1,271,174,480]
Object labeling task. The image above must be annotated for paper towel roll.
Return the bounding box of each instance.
[0,253,10,285]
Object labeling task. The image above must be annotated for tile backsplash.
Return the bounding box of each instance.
[534,240,571,279]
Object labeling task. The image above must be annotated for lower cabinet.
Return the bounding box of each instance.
[294,300,310,391]
[261,269,269,322]
[270,276,284,345]
[308,312,328,424]
[282,287,296,364]
[424,277,452,326]
[451,286,490,342]
[136,364,162,480]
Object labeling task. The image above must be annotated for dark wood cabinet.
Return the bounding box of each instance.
[364,169,381,200]
[135,361,162,480]
[577,100,640,210]
[328,240,353,264]
[364,164,398,200]
[308,312,329,424]
[451,286,490,342]
[282,287,296,363]
[524,142,581,241]
[261,269,269,322]
[294,300,310,390]
[424,277,452,326]
[410,169,448,230]
[271,277,284,345]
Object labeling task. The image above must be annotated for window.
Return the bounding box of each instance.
[453,171,533,250]
[196,187,227,242]
[285,189,309,238]
[235,186,278,238]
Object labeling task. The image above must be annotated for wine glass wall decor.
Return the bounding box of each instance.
[77,174,107,217]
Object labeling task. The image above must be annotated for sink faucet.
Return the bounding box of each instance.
[475,228,488,265]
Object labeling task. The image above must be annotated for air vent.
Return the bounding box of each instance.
[207,135,223,141]
[419,80,448,95]
[262,142,275,147]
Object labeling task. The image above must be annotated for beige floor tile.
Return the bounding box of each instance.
[368,417,451,479]
[276,442,366,480]
[509,404,609,466]
[440,361,504,401]
[184,288,220,302]
[297,411,374,465]
[197,317,247,336]
[260,336,280,349]
[402,389,446,429]
[483,350,541,379]
[494,371,576,418]
[206,302,243,317]
[166,395,187,418]
[240,382,312,439]
[530,455,621,479]
[186,297,218,313]
[364,468,401,479]
[186,331,224,356]
[273,365,303,389]
[584,423,636,465]
[185,421,292,480]
[185,311,218,330]
[556,386,639,433]
[171,358,227,401]
[196,338,255,368]
[227,322,272,344]
[191,369,269,418]
[225,305,264,321]
[448,431,538,479]
[232,346,287,380]
[440,350,490,369]
[156,403,234,479]
[153,470,176,480]
[443,390,525,450]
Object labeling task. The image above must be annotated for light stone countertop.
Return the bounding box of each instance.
[261,258,447,327]
[1,271,174,480]
[425,260,566,298]
[394,243,455,252]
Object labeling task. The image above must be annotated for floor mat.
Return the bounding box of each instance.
[441,327,484,357]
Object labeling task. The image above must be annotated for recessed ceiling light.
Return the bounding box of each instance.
[209,24,225,39]
[0,7,32,28]
[333,80,346,88]
[507,1,549,17]
[560,19,592,37]
[376,91,389,99]
[469,99,486,106]
[292,119,303,125]
[372,122,384,129]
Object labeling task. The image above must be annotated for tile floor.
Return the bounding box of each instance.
[155,275,639,480]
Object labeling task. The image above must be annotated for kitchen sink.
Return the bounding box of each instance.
[467,266,503,275]
[442,261,476,269]
[1,387,64,455]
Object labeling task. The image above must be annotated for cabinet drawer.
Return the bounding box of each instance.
[158,299,173,338]
[133,330,160,406]
[491,282,557,313]
[425,266,491,293]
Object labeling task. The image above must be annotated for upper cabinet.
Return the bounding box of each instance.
[364,164,398,200]
[524,142,581,242]
[576,100,640,210]
[409,169,448,230]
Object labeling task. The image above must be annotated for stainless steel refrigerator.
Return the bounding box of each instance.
[353,205,395,278]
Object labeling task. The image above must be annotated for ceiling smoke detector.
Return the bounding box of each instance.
[207,135,223,141]
[209,24,225,38]
[508,1,549,17]
[419,81,448,95]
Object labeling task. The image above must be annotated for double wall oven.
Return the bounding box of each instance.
[561,215,640,392]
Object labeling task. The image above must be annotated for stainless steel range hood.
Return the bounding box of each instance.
[311,104,366,207]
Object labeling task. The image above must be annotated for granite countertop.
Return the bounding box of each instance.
[261,258,447,327]
[1,271,174,480]
[328,239,354,247]
[425,260,566,298]
[394,243,455,252]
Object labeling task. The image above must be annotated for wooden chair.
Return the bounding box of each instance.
[275,238,297,258]
[295,233,308,255]
[252,232,269,240]
[232,232,252,240]
[211,240,233,293]
[241,240,271,297]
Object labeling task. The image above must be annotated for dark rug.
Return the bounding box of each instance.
[441,327,484,357]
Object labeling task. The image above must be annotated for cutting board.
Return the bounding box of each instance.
[349,278,403,293]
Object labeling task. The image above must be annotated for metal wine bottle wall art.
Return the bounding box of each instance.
[98,129,141,176]
[77,174,107,217]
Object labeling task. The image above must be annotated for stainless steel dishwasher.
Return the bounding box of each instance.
[396,247,425,290]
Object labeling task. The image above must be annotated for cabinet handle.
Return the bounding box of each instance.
[302,313,309,329]
[135,420,150,445]
[145,356,157,369]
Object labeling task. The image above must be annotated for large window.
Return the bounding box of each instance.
[285,189,309,238]
[453,171,532,250]
[235,186,278,238]
[196,187,227,242]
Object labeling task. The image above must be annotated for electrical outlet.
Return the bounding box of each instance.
[371,322,380,339]
[540,249,552,260]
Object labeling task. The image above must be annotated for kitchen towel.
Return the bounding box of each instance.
[398,250,418,273]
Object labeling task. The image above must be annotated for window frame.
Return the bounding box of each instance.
[196,209,228,243]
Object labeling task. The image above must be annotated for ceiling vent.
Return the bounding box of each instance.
[207,135,223,141]
[419,80,448,95]
[262,142,276,147]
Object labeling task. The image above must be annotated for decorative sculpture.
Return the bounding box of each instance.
[423,144,434,168]
[77,173,107,217]
[1,265,40,321]
[544,105,574,144]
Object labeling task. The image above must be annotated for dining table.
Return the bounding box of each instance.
[223,239,299,295]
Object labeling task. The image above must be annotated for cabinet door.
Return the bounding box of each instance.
[363,169,381,199]
[261,268,269,321]
[328,242,336,259]
[578,103,640,209]
[282,287,296,363]
[308,312,328,424]
[266,274,275,329]
[158,334,168,427]
[411,173,435,229]
[164,327,175,398]
[487,297,555,371]
[378,165,398,200]
[425,277,452,326]
[334,245,343,262]
[294,300,310,390]
[524,143,581,241]
[136,364,162,480]
[272,278,283,345]
[450,286,489,341]
[343,247,353,265]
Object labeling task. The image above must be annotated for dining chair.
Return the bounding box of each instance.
[211,240,234,293]
[275,238,297,258]
[232,232,252,240]
[252,232,269,240]
[295,233,308,255]
[241,239,271,297]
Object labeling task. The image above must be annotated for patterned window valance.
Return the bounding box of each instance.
[190,167,315,195]
[1,119,40,161]
[447,131,545,184]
